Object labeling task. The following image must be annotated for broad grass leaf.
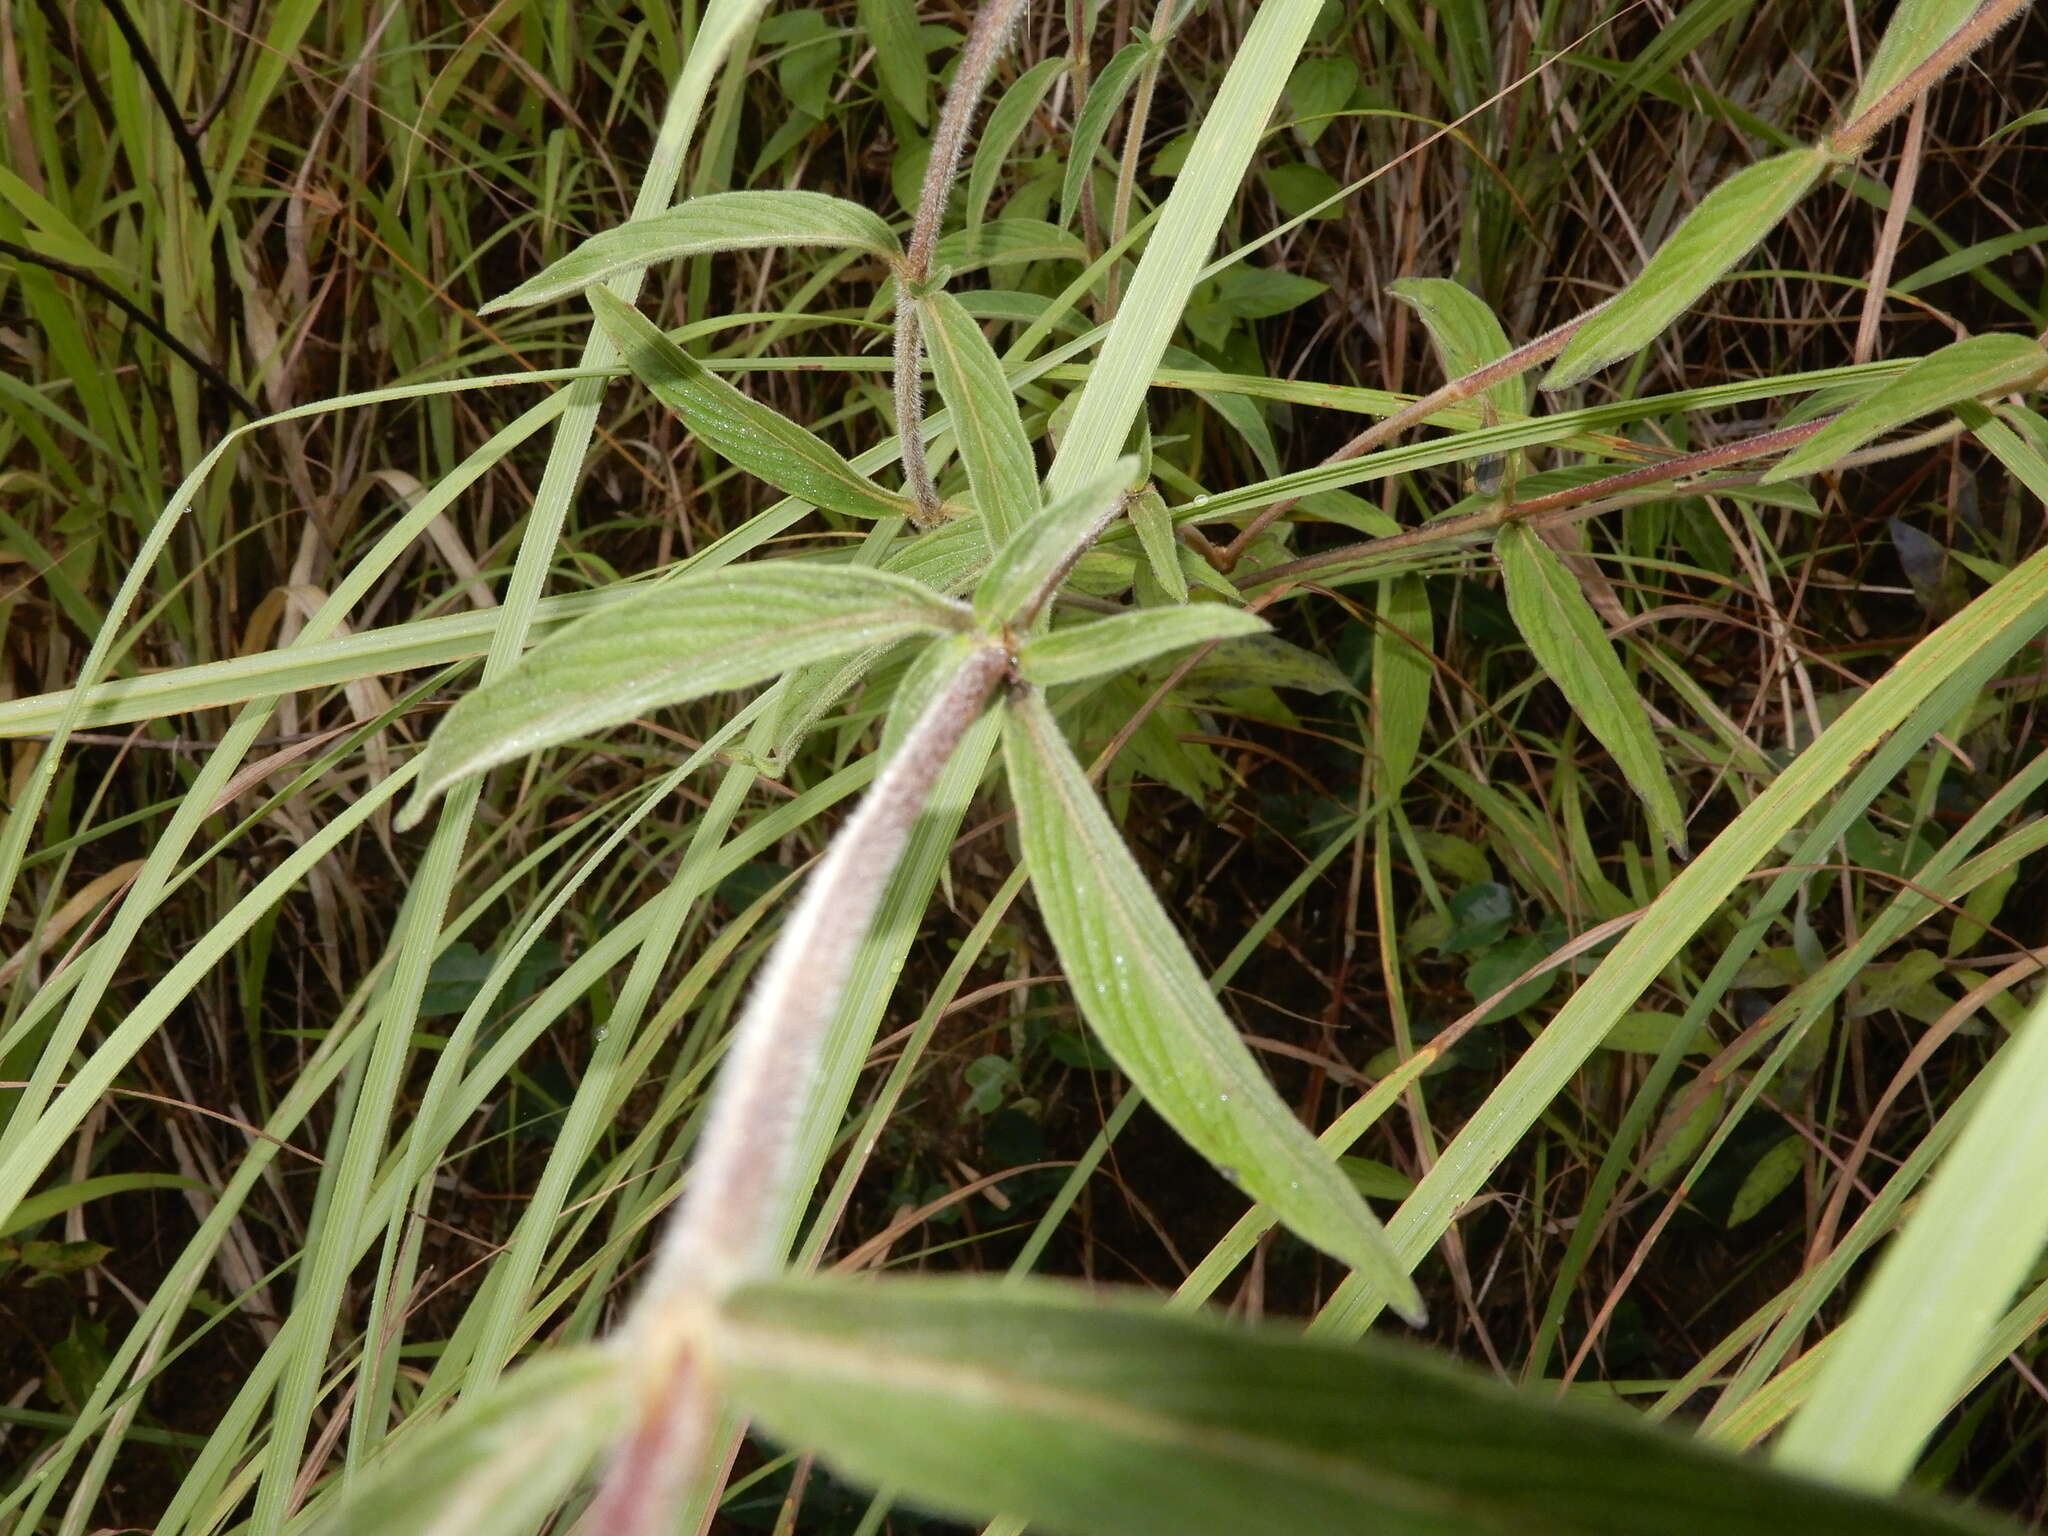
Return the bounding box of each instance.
[968,57,1064,225]
[481,191,901,312]
[1387,277,1528,415]
[858,0,929,124]
[1016,606,1269,687]
[1776,985,2048,1490]
[711,1274,1999,1536]
[590,287,921,521]
[1060,41,1150,231]
[1498,522,1688,856]
[1128,486,1188,602]
[401,563,969,823]
[308,1347,626,1536]
[920,290,1039,548]
[974,460,1135,625]
[1545,149,1828,390]
[1764,334,2048,481]
[1002,688,1423,1321]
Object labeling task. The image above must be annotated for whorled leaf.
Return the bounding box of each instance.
[399,563,969,824]
[710,1273,2003,1536]
[481,191,901,313]
[920,289,1040,548]
[1015,605,1269,688]
[1002,687,1423,1321]
[1765,334,2048,482]
[1545,148,1829,390]
[590,286,925,522]
[1497,522,1688,856]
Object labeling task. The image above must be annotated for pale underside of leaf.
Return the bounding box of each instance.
[1016,606,1268,688]
[1002,688,1423,1322]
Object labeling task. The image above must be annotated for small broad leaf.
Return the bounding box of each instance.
[974,460,1136,625]
[591,287,923,522]
[1003,688,1424,1323]
[1545,148,1829,390]
[1497,523,1688,856]
[401,563,969,824]
[1017,606,1269,688]
[1764,334,2048,481]
[309,1347,626,1536]
[1286,55,1359,146]
[1388,277,1528,416]
[858,0,929,124]
[1060,41,1150,231]
[481,191,901,313]
[920,289,1040,548]
[1727,1135,1804,1228]
[967,57,1065,225]
[711,1273,1998,1536]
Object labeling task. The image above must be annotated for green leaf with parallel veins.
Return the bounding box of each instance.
[967,57,1065,226]
[1017,606,1269,687]
[590,287,922,521]
[858,0,928,124]
[711,1273,2000,1536]
[1003,688,1424,1322]
[1765,334,2048,482]
[309,1348,627,1536]
[920,290,1039,549]
[1498,522,1688,856]
[1060,41,1150,231]
[481,191,901,313]
[1545,149,1829,390]
[974,460,1135,625]
[400,563,969,825]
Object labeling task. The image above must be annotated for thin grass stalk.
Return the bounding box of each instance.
[893,0,1032,525]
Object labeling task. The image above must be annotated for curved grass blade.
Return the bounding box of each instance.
[1764,333,2048,481]
[921,289,1040,548]
[1545,148,1829,390]
[1498,522,1688,856]
[1016,606,1268,688]
[1002,688,1424,1322]
[1774,986,2048,1490]
[590,286,922,521]
[711,1274,2001,1536]
[481,191,902,314]
[400,564,969,825]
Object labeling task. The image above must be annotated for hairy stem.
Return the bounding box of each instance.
[1830,0,2034,157]
[894,0,1032,524]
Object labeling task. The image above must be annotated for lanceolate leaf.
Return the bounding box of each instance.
[481,191,902,313]
[859,0,929,125]
[1387,277,1528,416]
[1002,688,1424,1321]
[710,1274,2000,1536]
[967,56,1066,225]
[1371,574,1433,794]
[1497,522,1688,856]
[974,460,1136,625]
[1847,0,1985,121]
[1765,334,2048,481]
[1545,149,1829,390]
[1128,486,1189,602]
[920,289,1040,548]
[590,286,922,521]
[400,563,969,824]
[311,1348,627,1536]
[1060,40,1151,232]
[1016,606,1269,687]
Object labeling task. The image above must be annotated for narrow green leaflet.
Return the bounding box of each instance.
[1765,334,2048,481]
[1387,277,1528,415]
[1060,40,1151,232]
[1017,607,1268,687]
[710,1274,2002,1536]
[590,287,921,521]
[480,191,902,313]
[859,0,929,124]
[967,57,1066,226]
[1546,148,1829,390]
[1002,688,1423,1321]
[1847,0,1982,121]
[400,563,969,823]
[308,1348,626,1536]
[1371,574,1433,794]
[1128,486,1188,602]
[1497,523,1687,855]
[921,290,1040,548]
[974,459,1135,625]
[1775,985,2048,1490]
